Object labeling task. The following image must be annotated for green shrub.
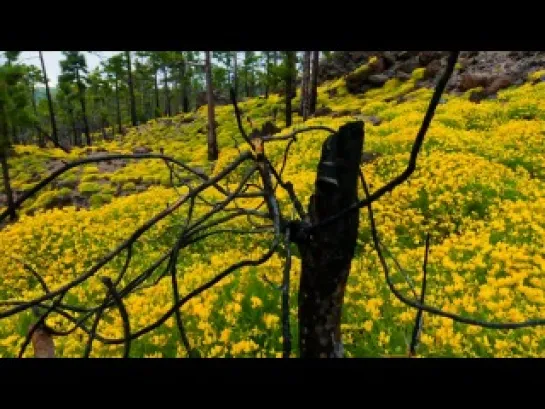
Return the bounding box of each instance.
[58,174,79,188]
[81,173,99,183]
[89,193,113,208]
[82,165,100,174]
[59,187,72,197]
[101,184,116,195]
[122,182,136,191]
[79,182,101,195]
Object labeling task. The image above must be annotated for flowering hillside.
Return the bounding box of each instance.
[1,63,545,357]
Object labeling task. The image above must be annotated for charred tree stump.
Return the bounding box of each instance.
[296,121,364,358]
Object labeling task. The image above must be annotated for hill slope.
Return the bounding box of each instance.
[1,57,545,357]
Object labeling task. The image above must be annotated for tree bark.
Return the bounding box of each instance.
[244,69,250,98]
[285,51,296,127]
[163,67,171,117]
[233,52,238,99]
[310,51,319,115]
[154,71,160,117]
[205,51,218,161]
[114,77,122,134]
[301,51,311,120]
[0,103,16,222]
[296,121,364,358]
[75,69,91,146]
[39,51,59,145]
[30,83,44,147]
[0,149,16,222]
[69,107,78,146]
[265,51,270,99]
[180,60,189,113]
[126,51,138,127]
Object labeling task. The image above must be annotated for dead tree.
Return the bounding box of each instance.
[309,51,319,115]
[205,51,218,161]
[300,51,311,120]
[6,51,545,361]
[295,121,364,357]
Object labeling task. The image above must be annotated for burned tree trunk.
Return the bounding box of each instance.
[126,51,138,127]
[39,51,59,145]
[0,150,16,222]
[285,51,296,127]
[205,51,218,161]
[310,51,319,115]
[296,121,364,358]
[301,51,311,121]
[0,102,16,222]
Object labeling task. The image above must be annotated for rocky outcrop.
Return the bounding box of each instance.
[319,51,545,100]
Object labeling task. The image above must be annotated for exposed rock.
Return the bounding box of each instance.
[331,109,360,118]
[418,51,445,66]
[369,57,385,73]
[399,59,419,74]
[382,52,396,68]
[361,151,382,164]
[345,66,372,94]
[133,146,152,154]
[485,75,513,95]
[355,115,382,126]
[459,73,490,91]
[424,59,442,80]
[312,106,333,117]
[396,71,411,81]
[368,74,389,86]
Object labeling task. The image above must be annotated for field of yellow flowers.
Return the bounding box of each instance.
[1,64,545,357]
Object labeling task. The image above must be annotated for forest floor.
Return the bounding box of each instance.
[1,56,545,357]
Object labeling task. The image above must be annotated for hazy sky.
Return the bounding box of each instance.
[18,51,122,87]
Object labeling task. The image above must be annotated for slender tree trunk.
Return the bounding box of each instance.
[139,80,145,121]
[0,103,16,222]
[301,51,311,120]
[163,68,171,117]
[75,69,91,146]
[205,51,218,161]
[296,121,364,358]
[180,60,189,113]
[0,149,16,222]
[69,108,78,146]
[285,51,295,127]
[310,51,319,115]
[154,71,160,117]
[39,51,58,145]
[30,83,44,147]
[233,52,238,98]
[11,124,18,145]
[245,69,250,98]
[265,51,270,99]
[125,51,138,127]
[98,100,107,140]
[172,78,178,115]
[115,78,122,134]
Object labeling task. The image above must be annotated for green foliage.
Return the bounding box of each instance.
[89,192,113,208]
[122,181,136,191]
[79,182,101,195]
[58,187,72,197]
[81,173,100,183]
